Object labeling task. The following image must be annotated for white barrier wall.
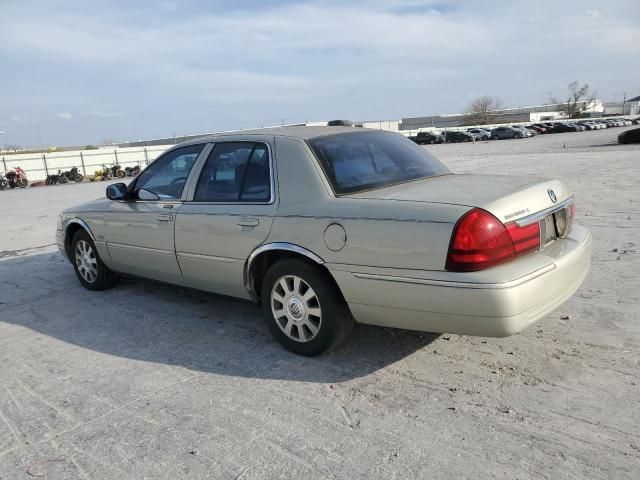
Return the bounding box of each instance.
[1,145,173,182]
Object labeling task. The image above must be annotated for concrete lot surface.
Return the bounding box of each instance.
[1,127,639,479]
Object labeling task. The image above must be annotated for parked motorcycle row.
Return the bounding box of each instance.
[89,163,140,182]
[0,166,29,190]
[46,166,84,185]
[1,162,142,190]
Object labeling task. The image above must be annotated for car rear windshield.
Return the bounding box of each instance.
[308,131,450,194]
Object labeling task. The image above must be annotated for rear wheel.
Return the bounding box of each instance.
[71,230,118,290]
[261,259,353,356]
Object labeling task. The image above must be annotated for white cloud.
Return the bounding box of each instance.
[57,112,72,120]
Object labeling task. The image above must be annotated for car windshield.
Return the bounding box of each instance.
[308,131,450,194]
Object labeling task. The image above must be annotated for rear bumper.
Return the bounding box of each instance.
[329,225,591,337]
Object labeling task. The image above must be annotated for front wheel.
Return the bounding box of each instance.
[261,259,354,356]
[116,170,125,178]
[17,178,28,188]
[75,174,84,182]
[71,230,118,290]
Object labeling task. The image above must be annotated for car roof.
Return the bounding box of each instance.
[176,126,367,147]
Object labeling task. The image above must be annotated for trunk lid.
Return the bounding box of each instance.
[349,174,572,224]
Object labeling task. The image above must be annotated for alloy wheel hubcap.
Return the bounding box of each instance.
[75,240,98,283]
[271,275,322,343]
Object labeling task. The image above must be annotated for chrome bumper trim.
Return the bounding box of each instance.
[352,264,556,290]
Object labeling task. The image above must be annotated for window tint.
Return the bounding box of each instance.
[308,131,450,194]
[134,144,204,200]
[194,142,271,202]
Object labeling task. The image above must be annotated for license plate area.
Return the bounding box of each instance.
[541,214,557,246]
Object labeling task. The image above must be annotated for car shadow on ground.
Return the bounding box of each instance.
[0,251,438,383]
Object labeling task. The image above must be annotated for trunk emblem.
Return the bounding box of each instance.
[547,189,557,203]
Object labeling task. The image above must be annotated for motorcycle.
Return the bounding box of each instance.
[0,172,8,190]
[46,170,67,185]
[62,166,84,183]
[90,165,111,182]
[108,164,126,179]
[124,165,141,177]
[5,166,29,188]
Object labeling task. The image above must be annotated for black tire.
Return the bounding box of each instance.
[75,174,84,182]
[60,175,68,184]
[260,259,354,356]
[71,229,118,291]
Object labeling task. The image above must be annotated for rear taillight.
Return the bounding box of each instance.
[506,221,540,257]
[446,208,540,272]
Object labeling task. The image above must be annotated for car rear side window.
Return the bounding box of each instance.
[193,142,271,202]
[308,131,450,194]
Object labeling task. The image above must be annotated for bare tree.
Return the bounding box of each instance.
[465,96,503,125]
[552,81,597,119]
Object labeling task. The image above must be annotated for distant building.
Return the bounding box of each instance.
[603,96,640,116]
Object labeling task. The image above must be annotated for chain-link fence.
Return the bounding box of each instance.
[1,145,172,182]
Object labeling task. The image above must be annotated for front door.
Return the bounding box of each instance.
[175,140,276,298]
[106,143,206,283]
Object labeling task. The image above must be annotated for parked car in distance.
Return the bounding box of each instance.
[491,126,523,139]
[442,131,475,143]
[466,128,492,141]
[409,131,443,144]
[527,125,547,134]
[549,123,578,133]
[56,127,591,356]
[618,127,640,144]
[513,126,535,137]
[327,119,353,126]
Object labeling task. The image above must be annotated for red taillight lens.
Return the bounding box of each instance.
[506,221,540,257]
[446,209,515,272]
[446,209,541,272]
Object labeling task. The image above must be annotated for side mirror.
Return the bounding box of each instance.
[106,182,128,200]
[137,188,159,201]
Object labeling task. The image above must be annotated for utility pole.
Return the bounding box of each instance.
[35,124,44,151]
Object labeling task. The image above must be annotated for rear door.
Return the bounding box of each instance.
[106,144,206,284]
[175,139,277,298]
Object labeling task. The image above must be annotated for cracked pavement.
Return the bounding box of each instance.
[1,128,639,479]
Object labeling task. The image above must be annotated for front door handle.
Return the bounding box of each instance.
[237,217,259,227]
[157,214,174,222]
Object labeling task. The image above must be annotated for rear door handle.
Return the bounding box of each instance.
[237,217,259,227]
[157,214,174,222]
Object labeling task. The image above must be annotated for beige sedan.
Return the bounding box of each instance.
[56,127,591,355]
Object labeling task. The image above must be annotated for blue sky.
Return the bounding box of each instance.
[1,0,639,147]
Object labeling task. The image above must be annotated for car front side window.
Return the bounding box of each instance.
[193,142,271,202]
[133,144,204,200]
